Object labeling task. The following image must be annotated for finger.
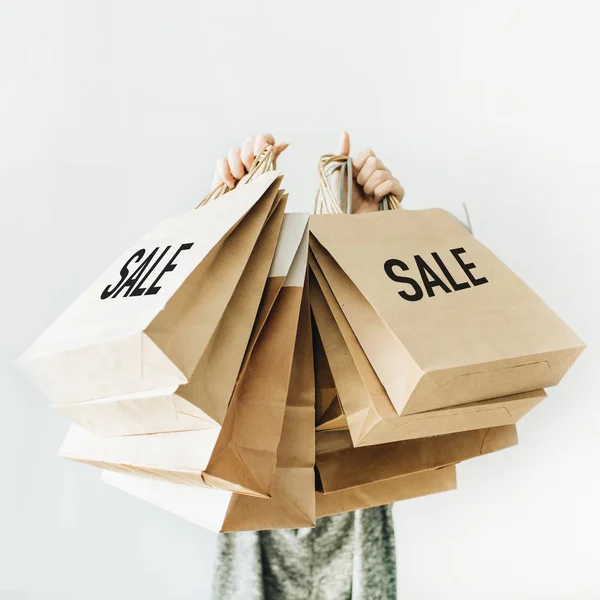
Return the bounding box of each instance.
[338,131,350,156]
[241,137,256,171]
[353,148,375,176]
[391,179,405,203]
[228,147,246,180]
[254,133,276,155]
[374,178,405,203]
[363,169,391,197]
[274,142,289,159]
[356,155,385,186]
[217,157,235,188]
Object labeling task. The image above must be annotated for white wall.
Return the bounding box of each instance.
[1,1,599,598]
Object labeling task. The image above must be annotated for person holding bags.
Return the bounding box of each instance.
[212,132,403,600]
[26,130,579,599]
[17,117,583,599]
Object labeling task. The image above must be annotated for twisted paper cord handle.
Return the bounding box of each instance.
[314,154,402,214]
[197,144,277,208]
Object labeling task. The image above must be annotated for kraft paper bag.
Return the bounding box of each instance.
[202,226,309,497]
[60,224,310,498]
[101,290,315,532]
[310,260,546,446]
[315,425,517,494]
[20,172,283,406]
[57,210,310,437]
[316,465,457,518]
[177,210,308,429]
[56,193,287,435]
[313,324,341,429]
[102,465,314,533]
[309,208,585,416]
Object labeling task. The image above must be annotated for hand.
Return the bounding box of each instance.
[212,134,289,189]
[338,131,404,214]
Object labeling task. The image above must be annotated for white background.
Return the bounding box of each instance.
[1,1,599,598]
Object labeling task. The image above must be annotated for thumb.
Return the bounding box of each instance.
[338,131,350,156]
[274,142,289,158]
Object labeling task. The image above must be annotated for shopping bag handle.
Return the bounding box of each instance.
[197,144,277,207]
[314,153,402,214]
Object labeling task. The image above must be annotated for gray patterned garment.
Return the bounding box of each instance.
[213,505,396,599]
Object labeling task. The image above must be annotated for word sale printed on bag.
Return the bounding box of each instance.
[384,247,489,302]
[101,243,194,300]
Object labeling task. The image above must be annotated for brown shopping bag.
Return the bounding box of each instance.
[20,167,284,407]
[316,466,457,518]
[309,158,584,417]
[58,209,309,437]
[202,225,309,496]
[100,288,315,532]
[315,425,517,494]
[59,220,310,498]
[313,324,345,431]
[310,258,546,446]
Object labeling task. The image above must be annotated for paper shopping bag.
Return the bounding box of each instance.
[316,465,457,518]
[100,288,315,532]
[57,210,310,437]
[20,172,283,405]
[210,283,315,530]
[315,425,517,494]
[313,324,344,431]
[59,223,310,498]
[202,226,309,496]
[176,210,308,429]
[309,208,584,416]
[310,259,546,445]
